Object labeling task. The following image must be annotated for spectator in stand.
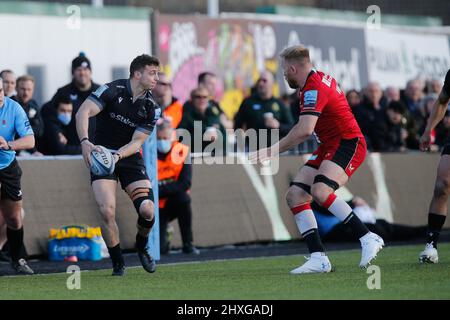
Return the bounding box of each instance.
[372,101,413,152]
[198,71,233,130]
[153,72,183,128]
[353,82,386,150]
[0,70,16,98]
[45,53,100,144]
[41,96,82,155]
[427,78,443,95]
[12,75,44,156]
[402,78,425,113]
[179,87,226,153]
[385,86,401,105]
[345,89,361,109]
[413,94,439,142]
[157,119,198,255]
[234,70,294,150]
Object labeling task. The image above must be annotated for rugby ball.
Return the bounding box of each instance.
[90,146,115,176]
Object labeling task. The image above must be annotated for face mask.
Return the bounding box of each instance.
[58,113,72,126]
[157,139,172,154]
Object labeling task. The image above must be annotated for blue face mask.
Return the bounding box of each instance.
[157,139,172,154]
[58,112,72,126]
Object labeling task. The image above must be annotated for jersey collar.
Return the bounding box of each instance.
[300,68,316,92]
[126,78,133,97]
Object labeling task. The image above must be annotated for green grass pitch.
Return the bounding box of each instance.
[1,243,449,300]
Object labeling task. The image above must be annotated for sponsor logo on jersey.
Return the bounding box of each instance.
[109,112,137,127]
[252,104,262,110]
[271,103,280,112]
[303,90,318,109]
[93,84,109,98]
[70,94,78,101]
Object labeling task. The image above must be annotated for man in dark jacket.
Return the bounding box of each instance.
[41,96,82,155]
[371,101,412,152]
[234,70,294,151]
[45,53,100,144]
[12,75,44,155]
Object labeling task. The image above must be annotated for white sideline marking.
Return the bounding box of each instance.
[367,153,394,223]
[239,154,291,241]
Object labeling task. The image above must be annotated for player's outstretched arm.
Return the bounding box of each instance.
[76,99,102,167]
[113,130,149,163]
[0,135,34,151]
[249,114,317,163]
[420,90,450,151]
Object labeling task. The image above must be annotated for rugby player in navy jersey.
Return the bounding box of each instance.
[76,55,161,276]
[419,69,450,264]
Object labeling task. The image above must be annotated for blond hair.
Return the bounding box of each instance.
[280,45,310,63]
[16,75,35,85]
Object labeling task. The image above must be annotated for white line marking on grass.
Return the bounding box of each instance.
[0,243,427,278]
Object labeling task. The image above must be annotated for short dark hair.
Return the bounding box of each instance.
[198,72,216,85]
[130,54,160,78]
[387,101,407,115]
[56,96,73,106]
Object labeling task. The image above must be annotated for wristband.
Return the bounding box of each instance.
[7,141,13,151]
[80,137,89,144]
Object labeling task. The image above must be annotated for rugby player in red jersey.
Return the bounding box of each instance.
[250,45,384,274]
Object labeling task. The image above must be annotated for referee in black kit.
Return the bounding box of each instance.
[76,54,161,276]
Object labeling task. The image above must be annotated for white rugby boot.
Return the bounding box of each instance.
[419,243,439,264]
[290,252,332,274]
[359,232,384,268]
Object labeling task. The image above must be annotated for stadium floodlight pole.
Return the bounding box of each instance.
[92,0,103,7]
[143,130,160,261]
[207,0,219,17]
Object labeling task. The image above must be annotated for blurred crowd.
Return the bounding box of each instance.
[1,53,447,156]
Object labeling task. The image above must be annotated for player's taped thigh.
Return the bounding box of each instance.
[129,187,154,215]
[289,182,311,195]
[313,174,339,191]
